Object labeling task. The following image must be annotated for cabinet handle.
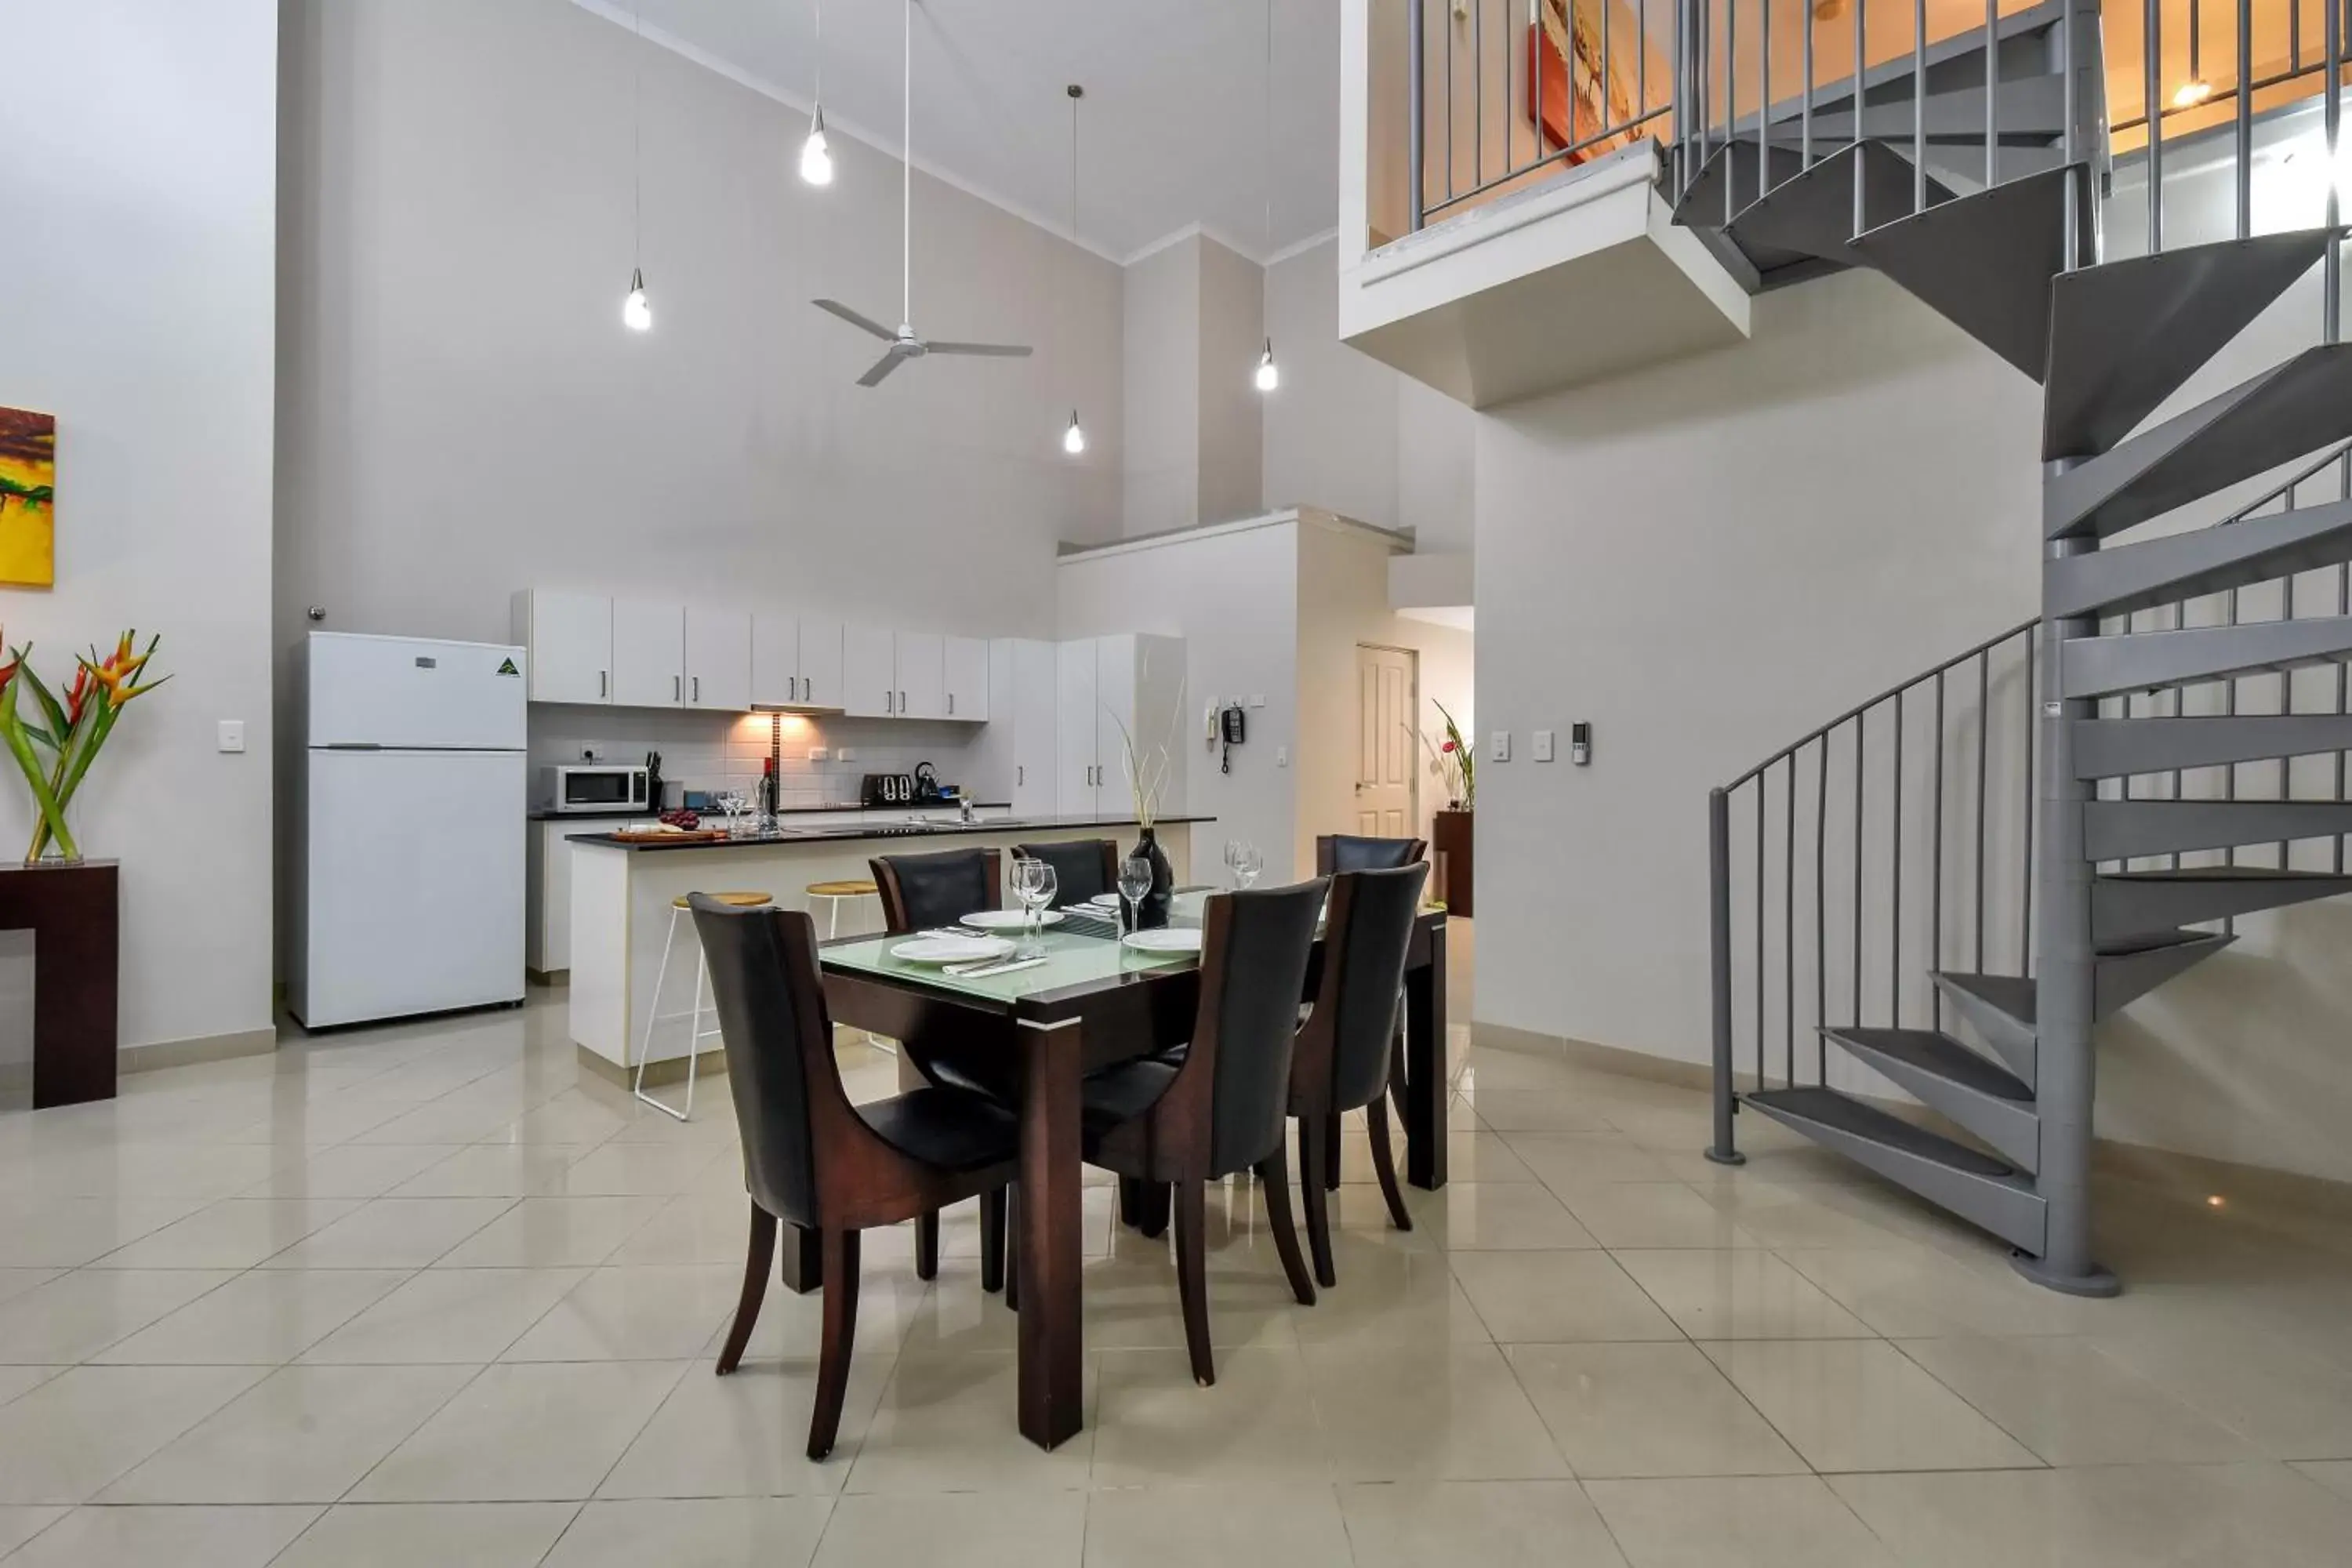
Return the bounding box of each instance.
[1017,765,1024,787]
[691,676,699,702]
[673,676,681,702]
[886,690,894,713]
[900,689,907,712]
[948,692,954,715]
[599,670,607,699]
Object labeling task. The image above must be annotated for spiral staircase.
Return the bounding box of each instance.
[1685,3,2352,1293]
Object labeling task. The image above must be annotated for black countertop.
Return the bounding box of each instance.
[530,801,1009,822]
[566,814,1215,852]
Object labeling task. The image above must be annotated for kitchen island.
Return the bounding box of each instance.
[567,814,1208,1078]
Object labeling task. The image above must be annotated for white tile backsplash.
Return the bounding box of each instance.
[528,705,990,810]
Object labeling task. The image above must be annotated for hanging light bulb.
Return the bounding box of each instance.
[1255,338,1279,392]
[622,267,652,332]
[800,106,833,186]
[1063,409,1087,456]
[1254,0,1279,394]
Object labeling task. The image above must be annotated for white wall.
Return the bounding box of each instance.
[1196,234,1268,525]
[1122,238,1202,535]
[1057,519,1302,874]
[0,0,279,1056]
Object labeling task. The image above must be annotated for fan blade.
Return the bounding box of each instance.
[857,348,909,387]
[813,299,898,340]
[924,340,1034,358]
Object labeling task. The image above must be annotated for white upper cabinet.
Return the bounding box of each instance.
[750,613,800,707]
[841,625,898,718]
[943,637,989,722]
[511,590,612,706]
[610,600,686,708]
[896,633,946,720]
[798,618,845,710]
[683,608,751,711]
[1054,633,1187,816]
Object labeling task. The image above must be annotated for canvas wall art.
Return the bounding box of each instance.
[0,408,56,589]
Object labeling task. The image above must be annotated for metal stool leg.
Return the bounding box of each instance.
[633,905,693,1123]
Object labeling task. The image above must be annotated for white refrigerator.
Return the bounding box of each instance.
[291,632,529,1028]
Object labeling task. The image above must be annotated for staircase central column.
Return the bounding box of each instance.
[2021,477,2120,1297]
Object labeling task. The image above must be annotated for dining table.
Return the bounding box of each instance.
[772,896,1450,1451]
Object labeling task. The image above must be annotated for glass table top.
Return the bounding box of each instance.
[820,924,1197,1004]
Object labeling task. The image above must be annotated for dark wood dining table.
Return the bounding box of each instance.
[770,904,1450,1451]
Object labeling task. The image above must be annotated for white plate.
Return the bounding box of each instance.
[1120,928,1203,954]
[961,909,1063,931]
[1086,894,1123,909]
[891,934,1014,965]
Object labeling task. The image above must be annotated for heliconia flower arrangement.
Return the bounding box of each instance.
[0,629,169,862]
[1412,699,1475,811]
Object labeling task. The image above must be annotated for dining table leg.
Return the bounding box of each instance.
[1015,1015,1085,1450]
[1403,921,1449,1191]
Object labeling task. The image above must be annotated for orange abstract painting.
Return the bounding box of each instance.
[0,408,55,589]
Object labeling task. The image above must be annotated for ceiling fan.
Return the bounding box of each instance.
[811,0,1032,387]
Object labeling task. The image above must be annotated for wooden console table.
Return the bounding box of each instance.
[0,861,120,1107]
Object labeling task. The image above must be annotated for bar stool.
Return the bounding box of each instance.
[633,890,771,1122]
[806,879,883,1047]
[804,878,880,938]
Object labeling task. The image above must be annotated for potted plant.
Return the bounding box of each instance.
[0,630,169,863]
[1416,700,1474,917]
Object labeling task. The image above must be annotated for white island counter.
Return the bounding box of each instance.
[567,815,1203,1078]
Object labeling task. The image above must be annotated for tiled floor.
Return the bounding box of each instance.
[5,976,2352,1565]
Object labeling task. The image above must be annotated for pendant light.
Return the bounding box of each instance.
[799,0,833,185]
[1254,0,1278,393]
[621,2,652,331]
[1061,84,1087,457]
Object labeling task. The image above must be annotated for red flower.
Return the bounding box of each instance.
[1440,739,1456,753]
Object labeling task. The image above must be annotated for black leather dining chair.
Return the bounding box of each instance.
[1316,833,1428,873]
[1012,838,1119,907]
[688,895,1018,1460]
[1288,862,1429,1286]
[1051,879,1327,1386]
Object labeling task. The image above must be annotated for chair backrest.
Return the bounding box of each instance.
[687,895,837,1228]
[1305,863,1429,1113]
[871,847,1002,934]
[1184,877,1327,1177]
[1012,839,1117,907]
[1316,834,1427,874]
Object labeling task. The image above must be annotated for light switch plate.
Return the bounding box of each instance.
[1490,730,1511,763]
[808,747,829,763]
[1249,694,1267,709]
[1533,729,1555,762]
[837,747,858,764]
[1276,746,1289,768]
[217,720,246,754]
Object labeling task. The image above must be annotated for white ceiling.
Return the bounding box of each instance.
[574,0,1341,267]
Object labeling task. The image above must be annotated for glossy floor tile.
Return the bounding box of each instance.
[2,975,2350,1564]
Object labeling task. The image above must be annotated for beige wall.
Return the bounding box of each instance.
[1196,234,1269,526]
[1122,238,1202,535]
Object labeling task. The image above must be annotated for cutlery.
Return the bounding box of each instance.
[946,956,1048,978]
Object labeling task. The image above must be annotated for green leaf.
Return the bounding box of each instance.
[13,655,71,748]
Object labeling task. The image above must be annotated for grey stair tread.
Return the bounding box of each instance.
[2062,615,2352,700]
[1852,163,2083,380]
[2045,498,2352,621]
[1674,140,1835,279]
[1727,143,1957,266]
[2045,343,2352,540]
[1934,970,2038,1027]
[1793,74,2069,143]
[1744,1086,2024,1179]
[2045,229,2338,460]
[2092,866,2352,938]
[2094,930,2236,1014]
[2085,798,2352,861]
[2074,714,2352,779]
[1820,1026,2034,1101]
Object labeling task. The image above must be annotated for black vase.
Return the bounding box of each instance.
[1136,827,1174,929]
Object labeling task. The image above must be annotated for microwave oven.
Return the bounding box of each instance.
[543,764,651,813]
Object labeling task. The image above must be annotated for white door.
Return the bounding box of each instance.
[942,637,989,722]
[1055,639,1100,813]
[1095,635,1138,809]
[841,626,898,718]
[798,617,846,710]
[303,749,527,1026]
[1355,644,1417,837]
[684,608,751,711]
[896,632,946,719]
[1012,639,1058,815]
[611,600,685,708]
[308,634,528,750]
[524,591,611,705]
[750,613,799,707]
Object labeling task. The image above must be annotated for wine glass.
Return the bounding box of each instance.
[1011,857,1055,959]
[1232,841,1264,890]
[1118,851,1154,937]
[1222,840,1243,889]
